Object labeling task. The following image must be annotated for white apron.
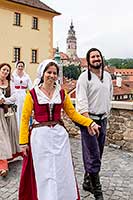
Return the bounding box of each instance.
[30,85,77,200]
[15,89,26,128]
[31,124,77,200]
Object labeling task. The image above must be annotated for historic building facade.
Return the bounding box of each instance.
[0,0,60,80]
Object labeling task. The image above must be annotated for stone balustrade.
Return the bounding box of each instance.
[63,100,133,152]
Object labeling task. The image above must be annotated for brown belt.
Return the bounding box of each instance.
[32,120,64,128]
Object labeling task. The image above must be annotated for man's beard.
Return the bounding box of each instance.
[89,62,102,69]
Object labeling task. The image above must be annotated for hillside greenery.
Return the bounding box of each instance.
[106,58,133,69]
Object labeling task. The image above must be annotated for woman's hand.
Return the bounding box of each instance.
[20,144,29,157]
[87,122,101,137]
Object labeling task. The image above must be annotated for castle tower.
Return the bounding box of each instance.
[66,20,77,59]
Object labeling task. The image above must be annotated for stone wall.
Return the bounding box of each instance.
[63,101,133,152]
[107,101,133,152]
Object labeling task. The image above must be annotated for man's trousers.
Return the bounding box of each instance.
[80,118,107,174]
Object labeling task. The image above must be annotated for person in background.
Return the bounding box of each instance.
[11,61,32,129]
[0,63,21,177]
[19,59,100,200]
[76,48,113,200]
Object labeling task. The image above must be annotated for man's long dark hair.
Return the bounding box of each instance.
[86,48,104,81]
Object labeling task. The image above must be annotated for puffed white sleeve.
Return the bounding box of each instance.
[76,73,89,114]
[4,93,17,104]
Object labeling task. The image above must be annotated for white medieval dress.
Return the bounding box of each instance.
[11,70,32,128]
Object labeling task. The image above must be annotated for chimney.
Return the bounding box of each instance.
[116,73,122,87]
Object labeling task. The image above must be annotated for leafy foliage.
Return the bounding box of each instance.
[106,58,133,69]
[63,64,81,80]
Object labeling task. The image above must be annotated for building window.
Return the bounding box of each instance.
[14,12,21,26]
[31,49,37,63]
[13,48,20,62]
[32,17,38,30]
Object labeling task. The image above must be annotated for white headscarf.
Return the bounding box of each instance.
[40,59,58,77]
[37,61,45,79]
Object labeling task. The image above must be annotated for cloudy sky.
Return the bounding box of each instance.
[42,0,133,59]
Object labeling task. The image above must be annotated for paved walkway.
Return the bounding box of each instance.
[0,137,133,200]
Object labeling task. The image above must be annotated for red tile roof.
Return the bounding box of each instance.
[79,58,87,68]
[106,66,133,75]
[123,80,133,88]
[61,78,133,99]
[104,66,116,73]
[114,68,133,75]
[113,80,133,95]
[52,49,69,60]
[7,0,61,15]
[60,52,69,60]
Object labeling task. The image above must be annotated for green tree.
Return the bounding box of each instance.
[107,58,133,69]
[63,64,81,80]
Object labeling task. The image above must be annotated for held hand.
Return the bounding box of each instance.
[20,145,29,157]
[88,122,101,137]
[0,98,5,104]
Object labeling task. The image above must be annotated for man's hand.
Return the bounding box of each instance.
[88,122,101,137]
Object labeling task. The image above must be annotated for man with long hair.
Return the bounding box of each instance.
[76,48,113,200]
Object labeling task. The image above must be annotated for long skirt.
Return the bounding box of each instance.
[0,108,12,160]
[0,108,21,171]
[19,125,80,200]
[6,108,21,156]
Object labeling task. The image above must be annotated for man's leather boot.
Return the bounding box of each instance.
[82,172,94,194]
[89,173,104,200]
